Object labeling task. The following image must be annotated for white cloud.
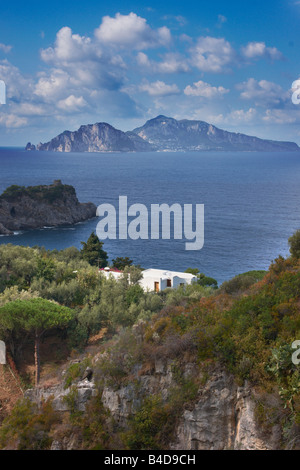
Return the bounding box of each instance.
[184,80,229,98]
[14,103,47,116]
[40,27,126,92]
[263,109,299,124]
[241,42,283,61]
[217,15,227,27]
[139,80,180,96]
[0,113,28,128]
[208,108,257,126]
[189,36,236,73]
[0,43,12,54]
[237,78,288,105]
[41,27,97,63]
[34,69,71,100]
[137,52,190,73]
[137,52,151,67]
[57,95,88,112]
[0,60,34,101]
[95,12,171,49]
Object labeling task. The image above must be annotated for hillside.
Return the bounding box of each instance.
[0,233,299,450]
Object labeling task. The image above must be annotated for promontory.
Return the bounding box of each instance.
[0,180,96,235]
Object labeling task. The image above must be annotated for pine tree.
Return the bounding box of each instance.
[80,232,108,267]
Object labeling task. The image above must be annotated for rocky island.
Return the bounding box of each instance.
[0,180,96,235]
[26,115,300,153]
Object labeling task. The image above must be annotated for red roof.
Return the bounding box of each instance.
[99,267,123,273]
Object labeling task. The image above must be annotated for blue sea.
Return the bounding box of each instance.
[0,147,300,284]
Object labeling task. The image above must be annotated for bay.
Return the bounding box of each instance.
[0,147,299,284]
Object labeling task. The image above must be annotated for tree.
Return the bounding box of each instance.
[198,274,218,289]
[80,232,108,268]
[185,268,200,276]
[185,268,218,289]
[288,230,300,259]
[112,257,133,270]
[0,298,74,385]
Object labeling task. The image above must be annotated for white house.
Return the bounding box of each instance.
[139,269,197,293]
[99,267,124,281]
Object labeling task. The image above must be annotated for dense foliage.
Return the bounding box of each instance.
[0,231,299,450]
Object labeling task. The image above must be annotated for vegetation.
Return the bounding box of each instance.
[112,257,133,270]
[0,230,299,449]
[0,298,74,385]
[80,232,108,268]
[185,268,218,289]
[289,230,300,259]
[0,182,76,203]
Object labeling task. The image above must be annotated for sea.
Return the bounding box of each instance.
[0,147,300,285]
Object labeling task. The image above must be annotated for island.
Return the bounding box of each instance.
[25,115,300,153]
[0,180,97,235]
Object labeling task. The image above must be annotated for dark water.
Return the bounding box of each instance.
[0,147,300,284]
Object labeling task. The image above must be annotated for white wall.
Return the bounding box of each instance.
[139,269,197,292]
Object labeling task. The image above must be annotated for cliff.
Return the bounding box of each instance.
[27,115,300,153]
[34,122,154,153]
[0,180,96,235]
[23,345,281,451]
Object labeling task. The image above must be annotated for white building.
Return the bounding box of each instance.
[99,267,124,280]
[139,269,197,293]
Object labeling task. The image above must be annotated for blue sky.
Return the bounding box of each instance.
[0,0,300,145]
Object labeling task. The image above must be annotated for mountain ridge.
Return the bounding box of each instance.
[25,115,300,153]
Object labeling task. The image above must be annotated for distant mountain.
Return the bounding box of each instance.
[30,122,154,153]
[132,115,300,152]
[27,116,300,153]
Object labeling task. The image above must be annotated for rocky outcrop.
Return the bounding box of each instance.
[171,371,279,450]
[24,354,281,450]
[98,362,281,450]
[25,142,36,151]
[0,180,96,235]
[25,379,97,413]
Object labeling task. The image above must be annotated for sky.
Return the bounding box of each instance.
[0,0,300,146]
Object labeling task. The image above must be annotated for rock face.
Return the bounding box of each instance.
[28,115,299,153]
[171,371,278,450]
[25,379,97,413]
[24,354,281,450]
[132,115,300,152]
[0,180,96,235]
[35,122,154,153]
[98,362,280,450]
[25,142,36,151]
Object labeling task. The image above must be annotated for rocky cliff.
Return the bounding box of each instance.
[27,115,300,153]
[21,319,283,451]
[24,357,280,451]
[0,180,96,235]
[33,122,154,153]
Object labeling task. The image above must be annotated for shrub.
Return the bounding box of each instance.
[288,230,300,259]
